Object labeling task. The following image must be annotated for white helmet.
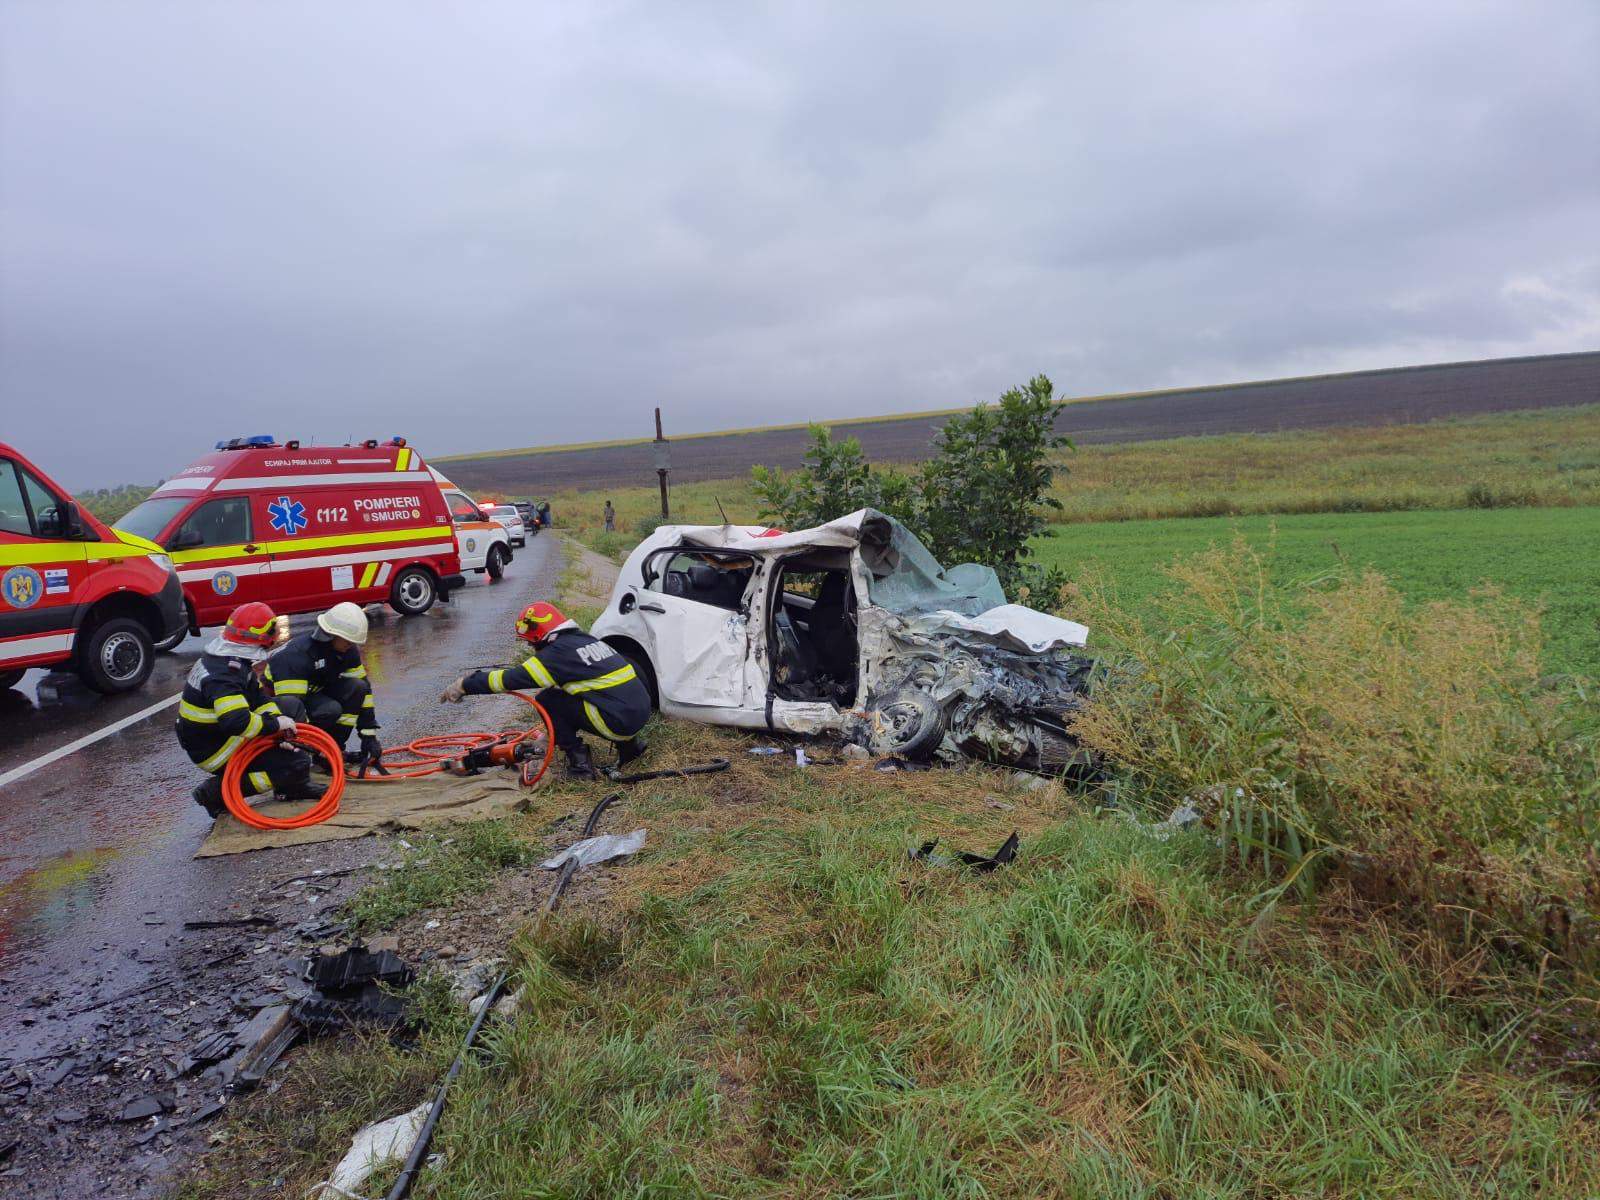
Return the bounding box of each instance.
[317,601,369,645]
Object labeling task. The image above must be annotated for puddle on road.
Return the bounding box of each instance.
[0,845,125,959]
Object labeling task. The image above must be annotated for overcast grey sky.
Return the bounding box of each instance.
[2,1,1597,488]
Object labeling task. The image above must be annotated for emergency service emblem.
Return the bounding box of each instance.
[2,566,43,609]
[267,495,308,536]
[211,569,238,596]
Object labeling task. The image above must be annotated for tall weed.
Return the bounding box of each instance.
[1068,537,1600,973]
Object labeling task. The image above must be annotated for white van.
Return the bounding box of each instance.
[428,468,512,579]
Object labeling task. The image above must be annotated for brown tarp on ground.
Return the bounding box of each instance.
[194,773,532,857]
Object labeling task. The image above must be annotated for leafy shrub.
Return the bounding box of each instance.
[752,374,1072,594]
[1069,537,1600,972]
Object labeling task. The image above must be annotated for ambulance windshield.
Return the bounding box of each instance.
[114,497,191,543]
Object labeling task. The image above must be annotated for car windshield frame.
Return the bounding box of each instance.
[113,495,193,543]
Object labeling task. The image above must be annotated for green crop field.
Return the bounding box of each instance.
[1035,506,1600,676]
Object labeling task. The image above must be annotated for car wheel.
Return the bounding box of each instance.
[485,544,509,581]
[0,668,24,691]
[607,640,658,708]
[78,617,155,694]
[390,566,437,616]
[868,688,945,760]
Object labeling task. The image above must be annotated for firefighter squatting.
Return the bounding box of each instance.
[175,598,648,813]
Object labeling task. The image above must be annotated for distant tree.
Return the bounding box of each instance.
[76,483,158,525]
[749,375,1073,597]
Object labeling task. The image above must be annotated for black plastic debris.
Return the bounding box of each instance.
[302,946,415,994]
[178,1030,238,1077]
[909,832,1020,873]
[876,756,933,773]
[183,915,274,931]
[228,1005,302,1094]
[291,986,410,1035]
[118,1092,173,1122]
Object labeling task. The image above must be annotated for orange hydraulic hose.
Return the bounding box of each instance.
[220,692,555,830]
[363,693,554,786]
[222,724,345,830]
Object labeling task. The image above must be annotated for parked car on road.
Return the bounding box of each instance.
[512,500,539,535]
[591,509,1095,772]
[1,441,186,693]
[484,504,527,548]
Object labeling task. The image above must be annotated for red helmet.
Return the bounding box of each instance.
[514,601,569,644]
[222,602,278,648]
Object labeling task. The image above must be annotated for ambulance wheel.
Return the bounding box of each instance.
[389,567,437,616]
[485,544,508,581]
[155,628,186,652]
[78,617,155,694]
[0,669,23,691]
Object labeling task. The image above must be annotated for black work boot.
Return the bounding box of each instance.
[191,776,226,818]
[564,743,599,781]
[275,772,325,803]
[615,736,648,770]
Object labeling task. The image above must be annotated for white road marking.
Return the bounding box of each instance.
[0,691,183,790]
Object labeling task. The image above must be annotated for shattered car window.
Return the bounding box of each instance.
[858,516,1006,616]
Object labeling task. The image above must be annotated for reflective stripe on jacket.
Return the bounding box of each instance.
[462,629,650,738]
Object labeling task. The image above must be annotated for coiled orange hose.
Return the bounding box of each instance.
[221,693,555,830]
[222,723,345,830]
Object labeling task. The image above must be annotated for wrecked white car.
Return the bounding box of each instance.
[591,509,1096,772]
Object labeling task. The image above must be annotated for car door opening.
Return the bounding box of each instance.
[769,553,858,708]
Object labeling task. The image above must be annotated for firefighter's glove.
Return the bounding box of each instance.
[274,716,298,739]
[359,734,383,762]
[440,678,467,704]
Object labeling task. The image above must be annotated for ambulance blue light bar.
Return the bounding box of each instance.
[214,435,277,450]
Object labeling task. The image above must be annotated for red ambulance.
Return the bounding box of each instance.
[1,441,187,693]
[113,436,467,641]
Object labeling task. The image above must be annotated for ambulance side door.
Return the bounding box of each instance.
[0,455,88,665]
[168,496,270,625]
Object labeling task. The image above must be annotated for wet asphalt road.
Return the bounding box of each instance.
[0,536,561,1162]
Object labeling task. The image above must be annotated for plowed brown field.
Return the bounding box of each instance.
[443,351,1600,496]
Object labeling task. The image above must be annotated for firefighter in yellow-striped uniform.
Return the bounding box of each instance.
[176,602,316,816]
[441,601,650,780]
[263,602,383,768]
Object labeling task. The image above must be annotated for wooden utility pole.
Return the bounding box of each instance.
[652,408,671,519]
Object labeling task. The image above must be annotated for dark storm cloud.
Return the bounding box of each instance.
[2,0,1596,487]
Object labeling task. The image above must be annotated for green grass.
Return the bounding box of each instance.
[180,724,1600,1198]
[343,821,533,933]
[1035,506,1600,677]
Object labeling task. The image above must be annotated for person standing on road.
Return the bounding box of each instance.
[439,601,649,779]
[264,601,383,769]
[603,500,615,532]
[176,602,315,816]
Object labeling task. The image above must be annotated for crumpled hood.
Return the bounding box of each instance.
[899,604,1088,653]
